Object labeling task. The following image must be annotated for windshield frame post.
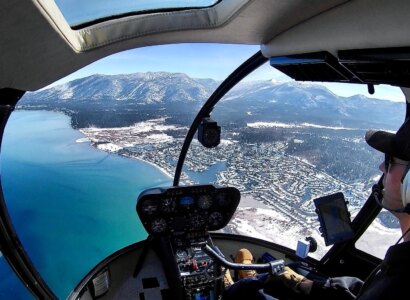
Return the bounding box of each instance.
[173,51,268,186]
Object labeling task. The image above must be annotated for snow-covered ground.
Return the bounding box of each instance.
[79,118,188,150]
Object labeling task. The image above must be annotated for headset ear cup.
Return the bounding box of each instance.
[401,168,410,207]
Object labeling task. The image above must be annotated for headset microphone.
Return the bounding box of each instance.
[372,184,410,214]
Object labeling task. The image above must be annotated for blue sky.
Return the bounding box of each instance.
[51,44,404,102]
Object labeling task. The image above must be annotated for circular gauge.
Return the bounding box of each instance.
[190,215,206,229]
[151,218,167,233]
[198,194,213,210]
[161,197,176,213]
[216,193,231,207]
[140,200,158,215]
[208,211,224,228]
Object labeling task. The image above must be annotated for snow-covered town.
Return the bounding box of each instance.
[78,117,399,258]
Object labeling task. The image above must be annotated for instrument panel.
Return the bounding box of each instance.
[136,184,240,236]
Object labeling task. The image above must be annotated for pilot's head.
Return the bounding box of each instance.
[366,119,410,214]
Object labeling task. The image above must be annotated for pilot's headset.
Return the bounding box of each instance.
[397,118,410,212]
[400,163,410,211]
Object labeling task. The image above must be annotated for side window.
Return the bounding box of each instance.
[355,211,402,258]
[219,78,405,260]
[354,85,405,259]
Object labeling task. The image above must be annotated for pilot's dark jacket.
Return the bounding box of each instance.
[310,241,410,299]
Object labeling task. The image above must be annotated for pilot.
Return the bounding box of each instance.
[225,119,410,300]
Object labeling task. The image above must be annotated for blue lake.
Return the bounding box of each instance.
[0,110,174,298]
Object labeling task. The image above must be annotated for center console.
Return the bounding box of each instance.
[136,185,240,300]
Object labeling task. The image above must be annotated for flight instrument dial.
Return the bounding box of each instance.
[161,197,176,213]
[208,212,224,228]
[190,215,206,229]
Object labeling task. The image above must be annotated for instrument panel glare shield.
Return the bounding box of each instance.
[136,185,240,236]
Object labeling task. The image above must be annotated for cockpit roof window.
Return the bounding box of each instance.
[54,0,220,28]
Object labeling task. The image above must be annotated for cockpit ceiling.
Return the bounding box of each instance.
[1,0,410,91]
[261,0,410,58]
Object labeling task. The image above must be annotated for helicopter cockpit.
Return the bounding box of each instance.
[65,47,406,300]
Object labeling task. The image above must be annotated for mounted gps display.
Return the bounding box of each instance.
[314,192,354,246]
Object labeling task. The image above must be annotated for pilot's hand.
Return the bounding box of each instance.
[265,266,313,295]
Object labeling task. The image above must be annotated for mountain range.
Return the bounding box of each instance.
[19,71,404,130]
[22,72,216,103]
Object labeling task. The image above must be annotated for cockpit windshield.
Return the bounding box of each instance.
[0,43,405,298]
